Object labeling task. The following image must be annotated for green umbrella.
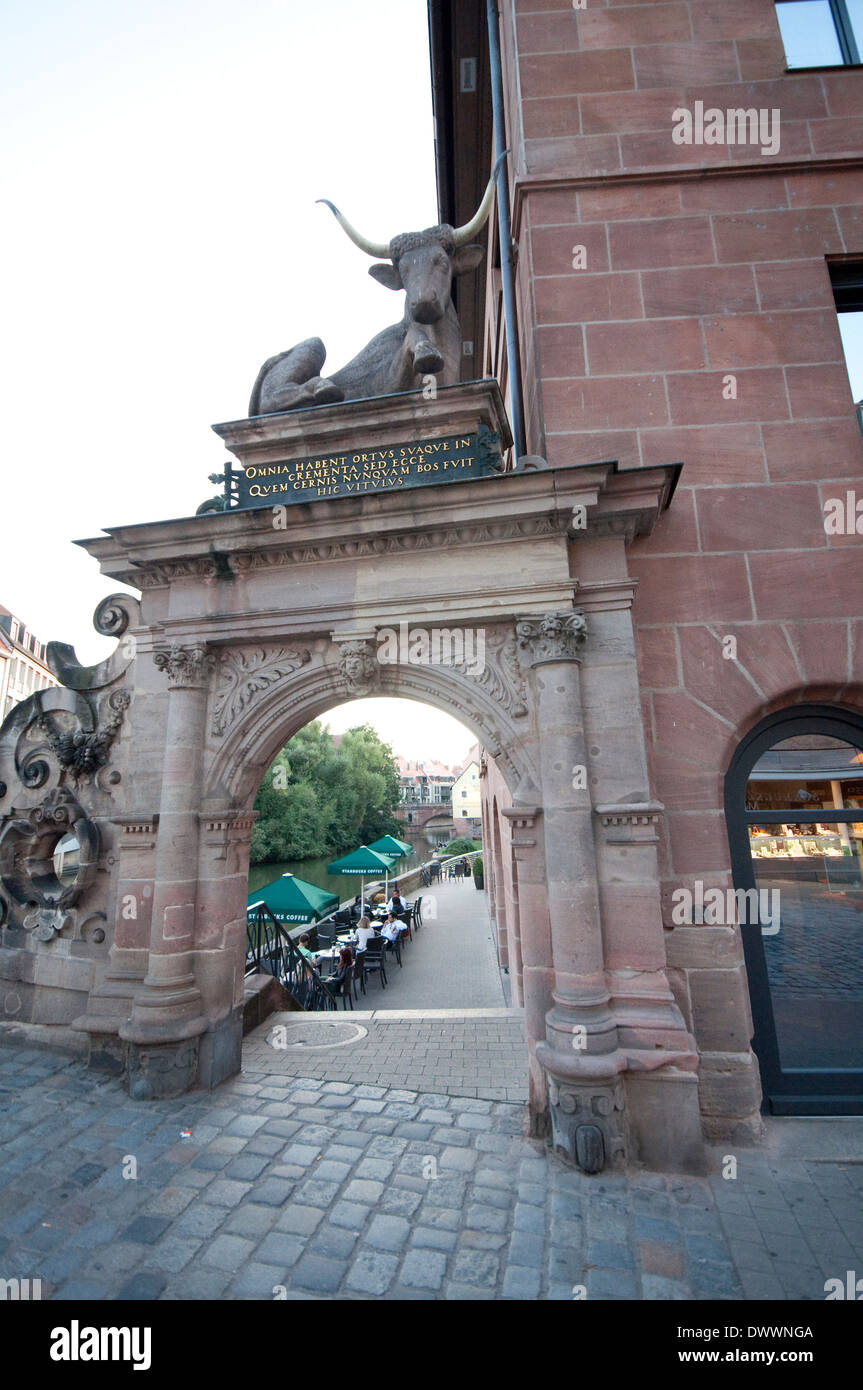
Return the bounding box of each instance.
[368,835,413,897]
[247,873,339,926]
[326,845,398,915]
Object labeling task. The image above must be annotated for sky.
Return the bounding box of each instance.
[322,699,475,769]
[0,0,483,758]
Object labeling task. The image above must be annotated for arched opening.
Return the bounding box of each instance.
[725,703,863,1114]
[237,692,513,1036]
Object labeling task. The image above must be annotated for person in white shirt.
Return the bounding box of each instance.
[381,912,407,946]
[353,916,376,952]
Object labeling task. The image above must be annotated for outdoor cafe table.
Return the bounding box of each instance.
[313,947,344,976]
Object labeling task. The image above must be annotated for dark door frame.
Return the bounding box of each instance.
[724,702,863,1115]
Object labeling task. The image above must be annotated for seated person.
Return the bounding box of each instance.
[296,934,318,972]
[350,894,372,922]
[380,912,407,946]
[327,945,354,994]
[353,915,376,952]
[387,891,408,917]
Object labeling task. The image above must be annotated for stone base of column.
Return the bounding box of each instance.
[625,1069,709,1174]
[538,1042,708,1173]
[73,962,147,1044]
[546,1071,627,1173]
[119,969,207,1048]
[126,1037,199,1100]
[198,1007,243,1090]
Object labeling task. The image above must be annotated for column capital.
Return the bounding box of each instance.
[153,643,214,690]
[515,611,587,667]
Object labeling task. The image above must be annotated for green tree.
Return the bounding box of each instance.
[250,720,402,864]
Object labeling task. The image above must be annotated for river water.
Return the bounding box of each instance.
[247,829,443,905]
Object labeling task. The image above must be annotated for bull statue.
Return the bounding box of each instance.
[249,152,507,416]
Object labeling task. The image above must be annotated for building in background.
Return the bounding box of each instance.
[394,755,458,832]
[430,0,863,1137]
[452,744,482,823]
[0,606,58,720]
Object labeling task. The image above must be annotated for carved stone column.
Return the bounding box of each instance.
[119,644,213,1098]
[499,804,549,1122]
[517,612,625,1170]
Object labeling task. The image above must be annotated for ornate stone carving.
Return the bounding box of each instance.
[47,593,141,693]
[211,647,312,735]
[547,1074,626,1173]
[9,686,130,794]
[439,627,528,720]
[37,691,130,781]
[516,611,588,667]
[153,644,214,690]
[117,516,566,591]
[0,787,100,941]
[336,640,379,696]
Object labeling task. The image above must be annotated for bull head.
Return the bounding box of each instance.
[317,150,509,322]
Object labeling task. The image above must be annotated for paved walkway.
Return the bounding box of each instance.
[356,876,507,1009]
[244,1010,528,1102]
[1,1038,862,1301]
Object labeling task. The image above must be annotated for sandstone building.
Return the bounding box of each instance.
[430,0,863,1133]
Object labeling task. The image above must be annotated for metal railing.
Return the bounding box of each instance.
[246,901,337,1012]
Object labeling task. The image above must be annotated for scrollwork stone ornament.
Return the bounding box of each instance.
[337,640,379,697]
[211,647,312,736]
[153,644,215,690]
[516,611,588,667]
[0,787,100,941]
[37,691,130,782]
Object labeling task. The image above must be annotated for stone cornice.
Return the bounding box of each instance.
[595,801,665,846]
[77,459,679,592]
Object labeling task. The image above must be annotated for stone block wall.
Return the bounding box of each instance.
[492,0,863,1133]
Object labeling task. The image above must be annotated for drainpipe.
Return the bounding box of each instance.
[486,0,526,462]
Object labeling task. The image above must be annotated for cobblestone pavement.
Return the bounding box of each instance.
[243,1010,528,1102]
[2,1040,862,1302]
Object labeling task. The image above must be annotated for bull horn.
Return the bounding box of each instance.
[316,199,389,259]
[452,149,509,247]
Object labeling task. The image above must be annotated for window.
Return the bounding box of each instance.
[829,262,863,421]
[725,706,863,1112]
[775,1,862,67]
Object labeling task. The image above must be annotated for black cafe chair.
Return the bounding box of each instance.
[352,951,366,1000]
[328,963,354,1011]
[362,936,388,989]
[383,931,403,968]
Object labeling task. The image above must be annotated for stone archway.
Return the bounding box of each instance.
[0,382,708,1170]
